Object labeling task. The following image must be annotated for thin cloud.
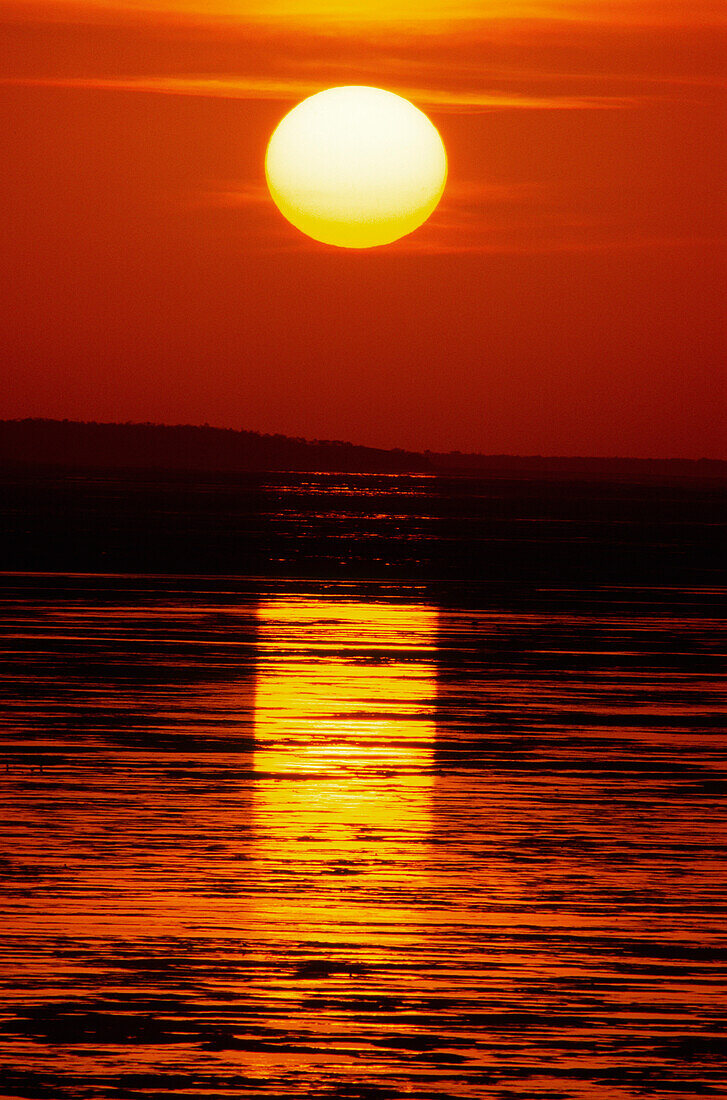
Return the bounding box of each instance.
[193,175,714,257]
[390,228,727,256]
[195,181,270,208]
[3,7,723,111]
[5,0,727,27]
[0,74,639,110]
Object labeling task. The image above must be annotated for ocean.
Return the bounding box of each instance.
[0,470,725,1099]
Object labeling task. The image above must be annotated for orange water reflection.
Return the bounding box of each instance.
[2,581,727,1099]
[250,596,438,935]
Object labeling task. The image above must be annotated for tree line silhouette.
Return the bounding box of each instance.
[1,419,725,481]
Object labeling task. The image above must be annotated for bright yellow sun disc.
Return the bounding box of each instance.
[265,86,447,249]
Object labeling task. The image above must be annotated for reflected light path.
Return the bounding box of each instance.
[1,576,725,1099]
[250,597,438,937]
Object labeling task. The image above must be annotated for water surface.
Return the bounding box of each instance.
[1,574,726,1099]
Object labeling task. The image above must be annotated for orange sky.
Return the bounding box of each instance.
[2,0,725,456]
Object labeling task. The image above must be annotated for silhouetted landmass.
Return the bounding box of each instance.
[0,419,426,476]
[2,419,725,583]
[1,419,726,481]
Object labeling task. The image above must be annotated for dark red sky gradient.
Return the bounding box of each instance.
[2,2,726,456]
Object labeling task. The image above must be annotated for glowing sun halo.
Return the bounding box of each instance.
[265,86,447,249]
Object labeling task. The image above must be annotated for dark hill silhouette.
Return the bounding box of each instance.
[1,419,726,482]
[2,419,726,583]
[0,419,426,475]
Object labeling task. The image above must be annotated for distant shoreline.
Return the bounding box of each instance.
[2,418,726,482]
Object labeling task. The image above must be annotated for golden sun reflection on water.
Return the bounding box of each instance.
[2,580,727,1098]
[250,597,438,933]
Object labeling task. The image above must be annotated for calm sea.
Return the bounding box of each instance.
[1,473,726,1099]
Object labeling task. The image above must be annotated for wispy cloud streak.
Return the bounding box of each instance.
[5,0,727,26]
[0,75,640,111]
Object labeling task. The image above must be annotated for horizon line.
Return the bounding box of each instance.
[2,417,726,466]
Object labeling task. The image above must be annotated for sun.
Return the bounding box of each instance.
[265,86,447,249]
